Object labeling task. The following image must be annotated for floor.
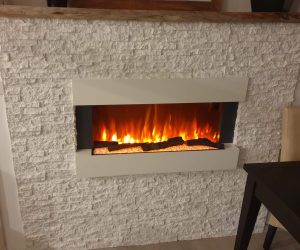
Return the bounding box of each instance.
[97,231,300,250]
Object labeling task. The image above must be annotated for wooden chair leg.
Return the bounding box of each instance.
[234,176,261,250]
[263,225,277,250]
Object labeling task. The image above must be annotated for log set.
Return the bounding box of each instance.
[186,138,224,150]
[93,137,224,154]
[141,137,184,151]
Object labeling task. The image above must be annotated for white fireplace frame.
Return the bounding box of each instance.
[73,78,248,178]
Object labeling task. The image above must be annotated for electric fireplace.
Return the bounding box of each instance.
[73,78,248,177]
[76,102,238,155]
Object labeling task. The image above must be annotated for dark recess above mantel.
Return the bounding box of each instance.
[47,0,222,11]
[67,0,222,12]
[0,5,299,23]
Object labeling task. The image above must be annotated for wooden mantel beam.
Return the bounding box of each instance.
[0,5,299,23]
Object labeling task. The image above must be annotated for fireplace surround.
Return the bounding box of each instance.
[2,16,299,250]
[73,78,248,177]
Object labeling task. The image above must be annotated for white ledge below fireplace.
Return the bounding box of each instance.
[76,144,239,178]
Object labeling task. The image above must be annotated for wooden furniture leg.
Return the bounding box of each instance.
[234,176,262,250]
[263,225,278,250]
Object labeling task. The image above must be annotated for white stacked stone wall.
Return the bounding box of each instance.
[1,17,300,250]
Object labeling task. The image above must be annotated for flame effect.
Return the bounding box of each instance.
[93,103,222,145]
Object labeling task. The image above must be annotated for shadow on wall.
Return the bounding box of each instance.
[0,88,25,250]
[0,171,26,250]
[0,213,6,250]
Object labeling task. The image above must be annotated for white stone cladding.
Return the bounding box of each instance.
[1,17,300,250]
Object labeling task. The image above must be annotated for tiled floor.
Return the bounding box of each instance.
[97,231,300,250]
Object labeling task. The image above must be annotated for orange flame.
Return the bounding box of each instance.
[93,103,221,144]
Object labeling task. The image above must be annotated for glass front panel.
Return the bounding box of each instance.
[92,103,223,155]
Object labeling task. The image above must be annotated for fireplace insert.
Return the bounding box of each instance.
[76,102,238,155]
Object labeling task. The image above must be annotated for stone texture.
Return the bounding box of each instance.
[1,17,300,250]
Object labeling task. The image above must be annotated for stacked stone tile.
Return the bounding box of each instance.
[1,18,300,249]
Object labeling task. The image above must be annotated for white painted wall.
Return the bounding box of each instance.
[0,81,25,250]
